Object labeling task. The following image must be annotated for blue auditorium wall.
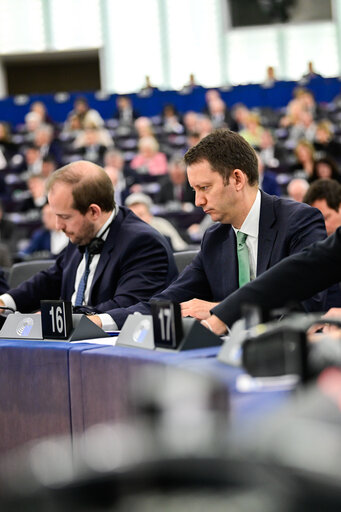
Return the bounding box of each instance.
[1,76,340,127]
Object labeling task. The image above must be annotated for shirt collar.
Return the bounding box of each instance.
[95,206,117,240]
[233,189,261,239]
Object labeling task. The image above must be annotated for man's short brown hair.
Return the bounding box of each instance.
[184,129,259,186]
[46,160,115,214]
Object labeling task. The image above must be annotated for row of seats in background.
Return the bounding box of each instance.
[1,75,341,266]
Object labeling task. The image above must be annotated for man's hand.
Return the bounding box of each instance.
[0,298,6,314]
[201,315,228,336]
[86,315,103,328]
[180,299,219,320]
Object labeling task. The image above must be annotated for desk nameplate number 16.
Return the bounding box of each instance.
[41,300,73,340]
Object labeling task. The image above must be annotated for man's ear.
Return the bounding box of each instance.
[87,203,101,219]
[231,169,246,190]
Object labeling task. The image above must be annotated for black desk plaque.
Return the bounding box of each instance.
[41,300,73,340]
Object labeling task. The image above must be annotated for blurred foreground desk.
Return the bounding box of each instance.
[0,339,106,455]
[0,339,294,457]
[70,345,218,435]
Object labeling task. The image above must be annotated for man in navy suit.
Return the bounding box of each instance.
[0,161,178,331]
[111,129,330,329]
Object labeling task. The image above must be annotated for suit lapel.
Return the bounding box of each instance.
[221,225,239,296]
[88,209,123,300]
[257,191,277,275]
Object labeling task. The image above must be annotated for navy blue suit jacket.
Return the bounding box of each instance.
[212,227,341,328]
[112,191,328,328]
[9,207,178,315]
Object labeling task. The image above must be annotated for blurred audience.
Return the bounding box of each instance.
[18,203,68,260]
[125,192,188,251]
[130,136,168,177]
[156,156,195,208]
[309,156,341,183]
[287,177,309,202]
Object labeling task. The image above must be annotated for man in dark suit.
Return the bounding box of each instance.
[204,229,341,335]
[0,161,178,331]
[110,129,328,329]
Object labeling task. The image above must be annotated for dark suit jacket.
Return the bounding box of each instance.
[9,207,178,316]
[212,227,341,328]
[112,191,328,328]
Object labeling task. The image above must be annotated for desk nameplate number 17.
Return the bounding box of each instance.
[41,300,73,340]
[151,301,183,349]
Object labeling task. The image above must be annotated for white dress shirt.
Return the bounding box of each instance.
[1,208,118,331]
[232,189,261,281]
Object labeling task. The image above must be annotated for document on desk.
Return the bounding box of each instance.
[236,373,299,393]
[71,332,120,345]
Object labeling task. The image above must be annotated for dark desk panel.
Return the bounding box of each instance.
[70,345,219,435]
[0,339,106,455]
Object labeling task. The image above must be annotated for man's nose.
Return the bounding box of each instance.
[55,217,64,230]
[195,191,205,207]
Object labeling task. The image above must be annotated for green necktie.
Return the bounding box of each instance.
[236,231,250,287]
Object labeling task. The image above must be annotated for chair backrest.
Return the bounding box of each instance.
[173,249,199,274]
[8,259,55,289]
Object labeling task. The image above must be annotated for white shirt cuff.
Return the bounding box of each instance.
[98,313,118,331]
[0,294,17,314]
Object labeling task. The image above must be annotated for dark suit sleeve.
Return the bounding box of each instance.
[212,229,341,328]
[93,230,178,317]
[112,250,211,328]
[0,269,8,294]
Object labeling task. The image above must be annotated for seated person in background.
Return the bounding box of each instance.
[19,174,47,214]
[108,129,328,329]
[309,156,341,183]
[262,65,277,88]
[134,116,155,139]
[0,161,177,330]
[41,155,57,178]
[187,214,214,243]
[313,120,341,162]
[287,178,309,202]
[65,96,104,130]
[130,136,168,177]
[18,203,68,260]
[203,89,236,131]
[161,104,184,134]
[0,199,24,261]
[33,124,62,166]
[125,193,188,252]
[73,126,112,166]
[301,60,323,81]
[183,111,199,135]
[239,112,265,148]
[290,139,317,181]
[15,143,42,177]
[304,179,341,236]
[30,101,55,127]
[0,122,18,168]
[156,155,195,208]
[113,95,140,126]
[103,148,139,205]
[257,152,281,196]
[139,75,158,97]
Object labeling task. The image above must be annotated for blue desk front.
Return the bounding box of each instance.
[0,340,293,457]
